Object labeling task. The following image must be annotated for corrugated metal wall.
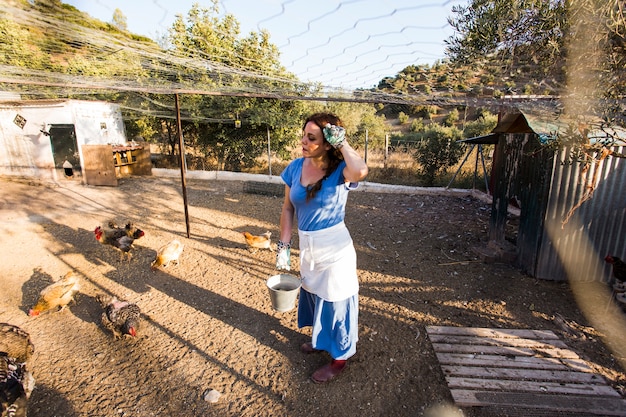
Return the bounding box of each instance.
[535,145,626,282]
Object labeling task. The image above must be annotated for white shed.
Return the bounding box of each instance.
[0,99,127,181]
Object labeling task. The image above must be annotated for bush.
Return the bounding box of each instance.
[412,124,464,186]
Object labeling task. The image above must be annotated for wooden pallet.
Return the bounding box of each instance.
[426,326,626,416]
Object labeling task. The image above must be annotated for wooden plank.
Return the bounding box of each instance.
[442,365,606,384]
[426,325,559,340]
[427,326,625,415]
[435,352,593,372]
[446,377,622,397]
[450,390,626,416]
[428,334,570,349]
[431,342,580,358]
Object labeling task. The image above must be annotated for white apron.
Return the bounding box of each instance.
[298,222,359,302]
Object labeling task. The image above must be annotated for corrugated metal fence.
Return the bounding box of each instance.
[536,146,626,282]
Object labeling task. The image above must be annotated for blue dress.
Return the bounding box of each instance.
[281,158,359,360]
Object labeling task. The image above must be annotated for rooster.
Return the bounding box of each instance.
[151,239,184,270]
[605,254,626,292]
[605,255,626,282]
[242,231,273,252]
[28,271,80,316]
[97,295,141,339]
[94,222,145,261]
[0,323,35,417]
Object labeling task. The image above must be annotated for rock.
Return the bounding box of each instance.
[203,388,221,403]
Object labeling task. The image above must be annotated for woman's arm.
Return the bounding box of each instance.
[279,185,295,243]
[340,142,368,183]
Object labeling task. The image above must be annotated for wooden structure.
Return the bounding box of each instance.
[0,99,127,182]
[427,325,626,415]
[479,111,626,281]
[111,144,152,178]
[81,144,152,186]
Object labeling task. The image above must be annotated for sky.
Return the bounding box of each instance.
[63,0,465,90]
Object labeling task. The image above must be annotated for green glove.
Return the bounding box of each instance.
[323,123,345,149]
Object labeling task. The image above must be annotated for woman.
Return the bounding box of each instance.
[276,112,368,383]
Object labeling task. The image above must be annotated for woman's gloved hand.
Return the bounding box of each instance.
[276,240,291,271]
[323,123,346,149]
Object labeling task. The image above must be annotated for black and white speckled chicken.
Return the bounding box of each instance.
[97,295,141,339]
[0,324,35,417]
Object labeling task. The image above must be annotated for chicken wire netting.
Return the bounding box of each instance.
[1,0,623,117]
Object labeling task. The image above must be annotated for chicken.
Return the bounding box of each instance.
[0,324,34,364]
[97,295,141,339]
[1,353,35,417]
[151,239,184,270]
[0,324,35,417]
[28,271,80,316]
[242,231,273,252]
[94,222,145,261]
[605,254,626,283]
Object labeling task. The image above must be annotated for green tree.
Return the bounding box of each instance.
[443,108,459,127]
[413,124,464,186]
[112,8,127,31]
[446,0,568,91]
[462,111,498,138]
[164,1,302,168]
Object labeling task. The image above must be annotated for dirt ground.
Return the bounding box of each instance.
[1,174,625,417]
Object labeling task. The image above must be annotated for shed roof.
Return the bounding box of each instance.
[460,133,499,144]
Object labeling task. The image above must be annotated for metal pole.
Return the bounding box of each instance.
[267,125,272,177]
[175,93,190,238]
[447,144,474,189]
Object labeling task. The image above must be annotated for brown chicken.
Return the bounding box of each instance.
[0,323,34,364]
[28,271,80,316]
[242,231,273,251]
[97,295,141,339]
[0,323,35,417]
[151,239,184,270]
[94,222,145,261]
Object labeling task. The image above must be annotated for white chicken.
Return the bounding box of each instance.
[151,239,184,270]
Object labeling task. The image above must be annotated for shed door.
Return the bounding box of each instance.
[49,124,79,169]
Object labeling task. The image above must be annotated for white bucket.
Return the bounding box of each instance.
[266,274,301,312]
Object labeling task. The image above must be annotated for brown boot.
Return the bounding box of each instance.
[311,359,347,383]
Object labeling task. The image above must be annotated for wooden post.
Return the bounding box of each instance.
[267,125,272,177]
[175,93,190,238]
[364,129,368,163]
[384,133,389,169]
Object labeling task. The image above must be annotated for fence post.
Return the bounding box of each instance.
[384,133,389,169]
[267,125,272,177]
[364,129,368,163]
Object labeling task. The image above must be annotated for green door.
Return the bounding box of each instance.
[49,124,79,169]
